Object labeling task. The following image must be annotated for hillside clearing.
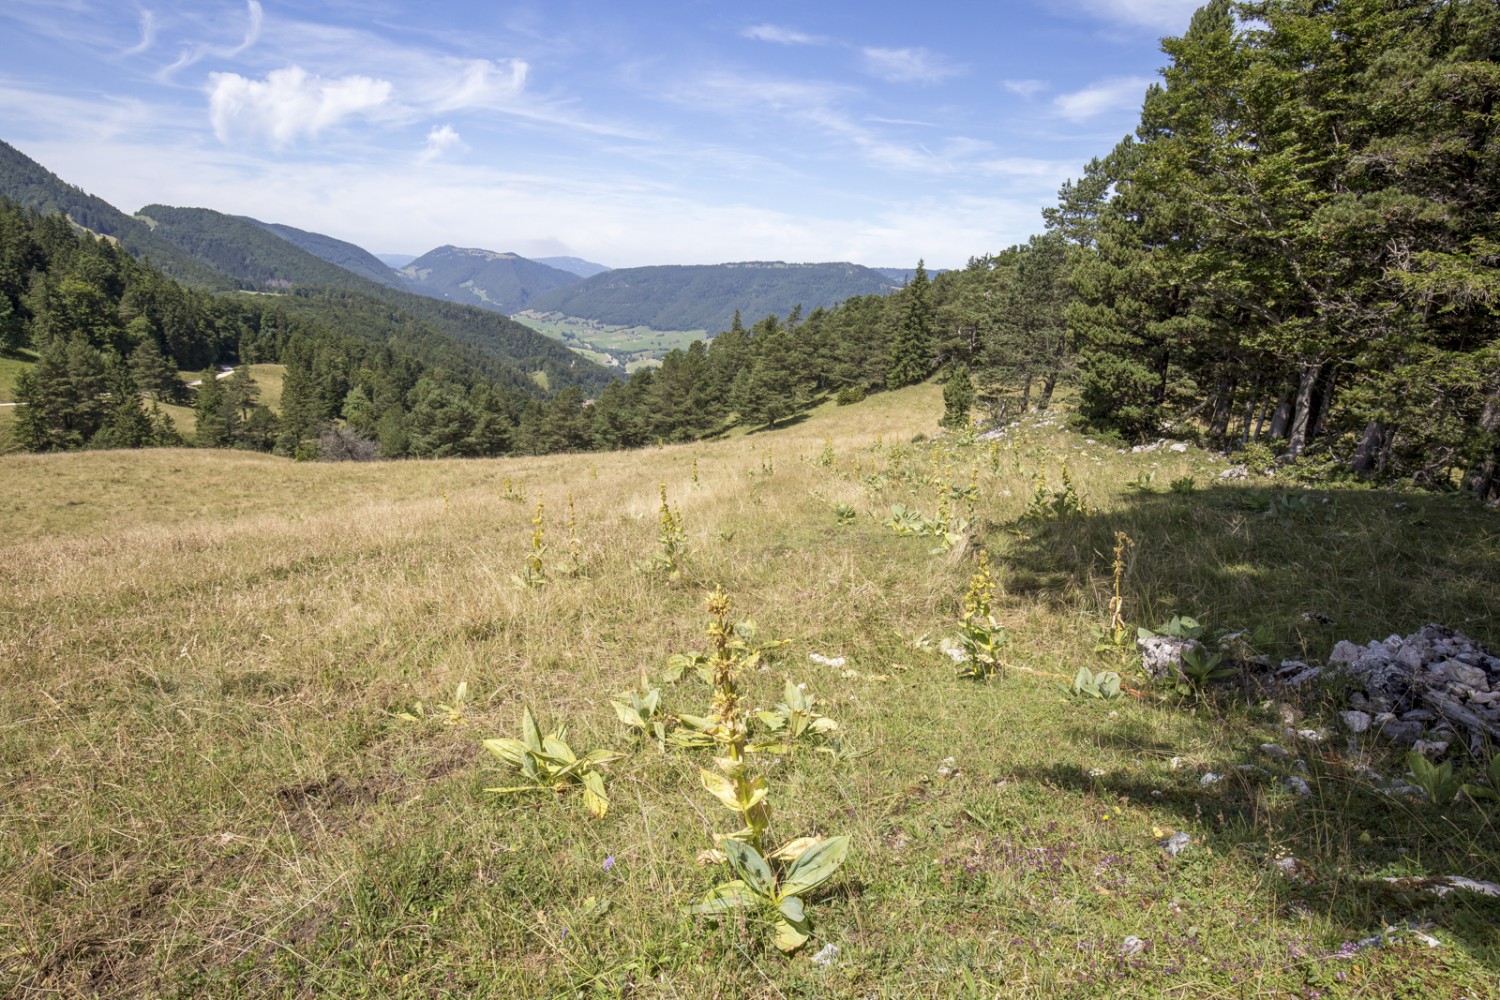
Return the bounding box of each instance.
[2,383,1497,998]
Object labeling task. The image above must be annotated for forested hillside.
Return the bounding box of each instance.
[0,140,236,291]
[398,245,581,313]
[135,205,612,394]
[0,198,609,459]
[525,261,895,332]
[245,218,409,290]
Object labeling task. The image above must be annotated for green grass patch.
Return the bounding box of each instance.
[2,385,1497,997]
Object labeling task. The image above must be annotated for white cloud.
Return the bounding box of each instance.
[121,7,156,56]
[1073,0,1203,32]
[1052,76,1153,122]
[208,66,393,147]
[1003,79,1048,98]
[860,47,963,85]
[160,0,262,77]
[428,58,527,112]
[742,24,824,45]
[419,123,465,162]
[227,0,262,57]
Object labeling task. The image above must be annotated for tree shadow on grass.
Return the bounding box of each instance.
[992,740,1500,970]
[982,483,1500,966]
[993,482,1500,661]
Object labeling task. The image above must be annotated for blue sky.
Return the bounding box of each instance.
[0,0,1204,268]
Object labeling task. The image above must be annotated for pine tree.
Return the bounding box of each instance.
[194,369,230,448]
[941,365,974,431]
[886,261,934,389]
[91,359,154,449]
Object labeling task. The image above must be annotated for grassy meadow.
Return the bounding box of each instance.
[2,383,1498,998]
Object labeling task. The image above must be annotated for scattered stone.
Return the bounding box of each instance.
[1382,876,1500,898]
[1340,710,1371,733]
[811,943,840,967]
[1274,856,1316,882]
[1120,936,1147,956]
[1317,626,1500,749]
[1138,635,1203,681]
[1259,743,1291,760]
[1199,772,1222,787]
[1294,728,1327,743]
[1413,739,1450,758]
[809,653,847,668]
[1285,776,1312,798]
[1169,442,1189,453]
[1161,832,1193,856]
[1218,464,1248,480]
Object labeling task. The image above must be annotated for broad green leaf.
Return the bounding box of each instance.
[690,880,756,914]
[756,711,788,731]
[723,839,775,898]
[713,755,746,778]
[521,707,543,753]
[581,771,609,819]
[738,775,769,812]
[778,895,806,923]
[611,699,644,728]
[584,749,625,765]
[781,835,850,898]
[768,837,822,862]
[483,738,528,767]
[541,736,578,765]
[701,769,741,811]
[773,914,811,953]
[810,717,838,733]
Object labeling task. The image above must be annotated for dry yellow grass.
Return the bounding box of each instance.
[3,382,1498,998]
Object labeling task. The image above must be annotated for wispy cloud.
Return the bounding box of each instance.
[1052,75,1153,122]
[160,0,262,78]
[208,66,393,147]
[1003,79,1048,98]
[121,7,156,56]
[860,47,964,84]
[741,23,825,46]
[427,58,528,112]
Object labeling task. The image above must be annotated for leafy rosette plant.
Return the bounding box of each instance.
[483,707,623,820]
[611,673,667,746]
[693,836,850,953]
[751,681,839,755]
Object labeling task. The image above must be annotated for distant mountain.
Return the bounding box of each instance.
[244,218,407,290]
[136,205,614,392]
[872,267,949,285]
[398,245,582,314]
[376,253,417,269]
[526,261,897,333]
[535,256,611,278]
[0,139,236,290]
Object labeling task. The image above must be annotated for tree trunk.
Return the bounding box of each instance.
[1463,389,1500,501]
[1019,374,1033,413]
[1210,375,1236,439]
[1268,391,1294,439]
[1309,368,1335,441]
[1239,374,1261,447]
[1037,371,1058,411]
[1286,362,1323,456]
[1351,420,1387,474]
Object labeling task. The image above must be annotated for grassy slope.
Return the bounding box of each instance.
[1,386,1497,998]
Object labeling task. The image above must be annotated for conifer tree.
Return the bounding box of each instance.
[886,261,934,389]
